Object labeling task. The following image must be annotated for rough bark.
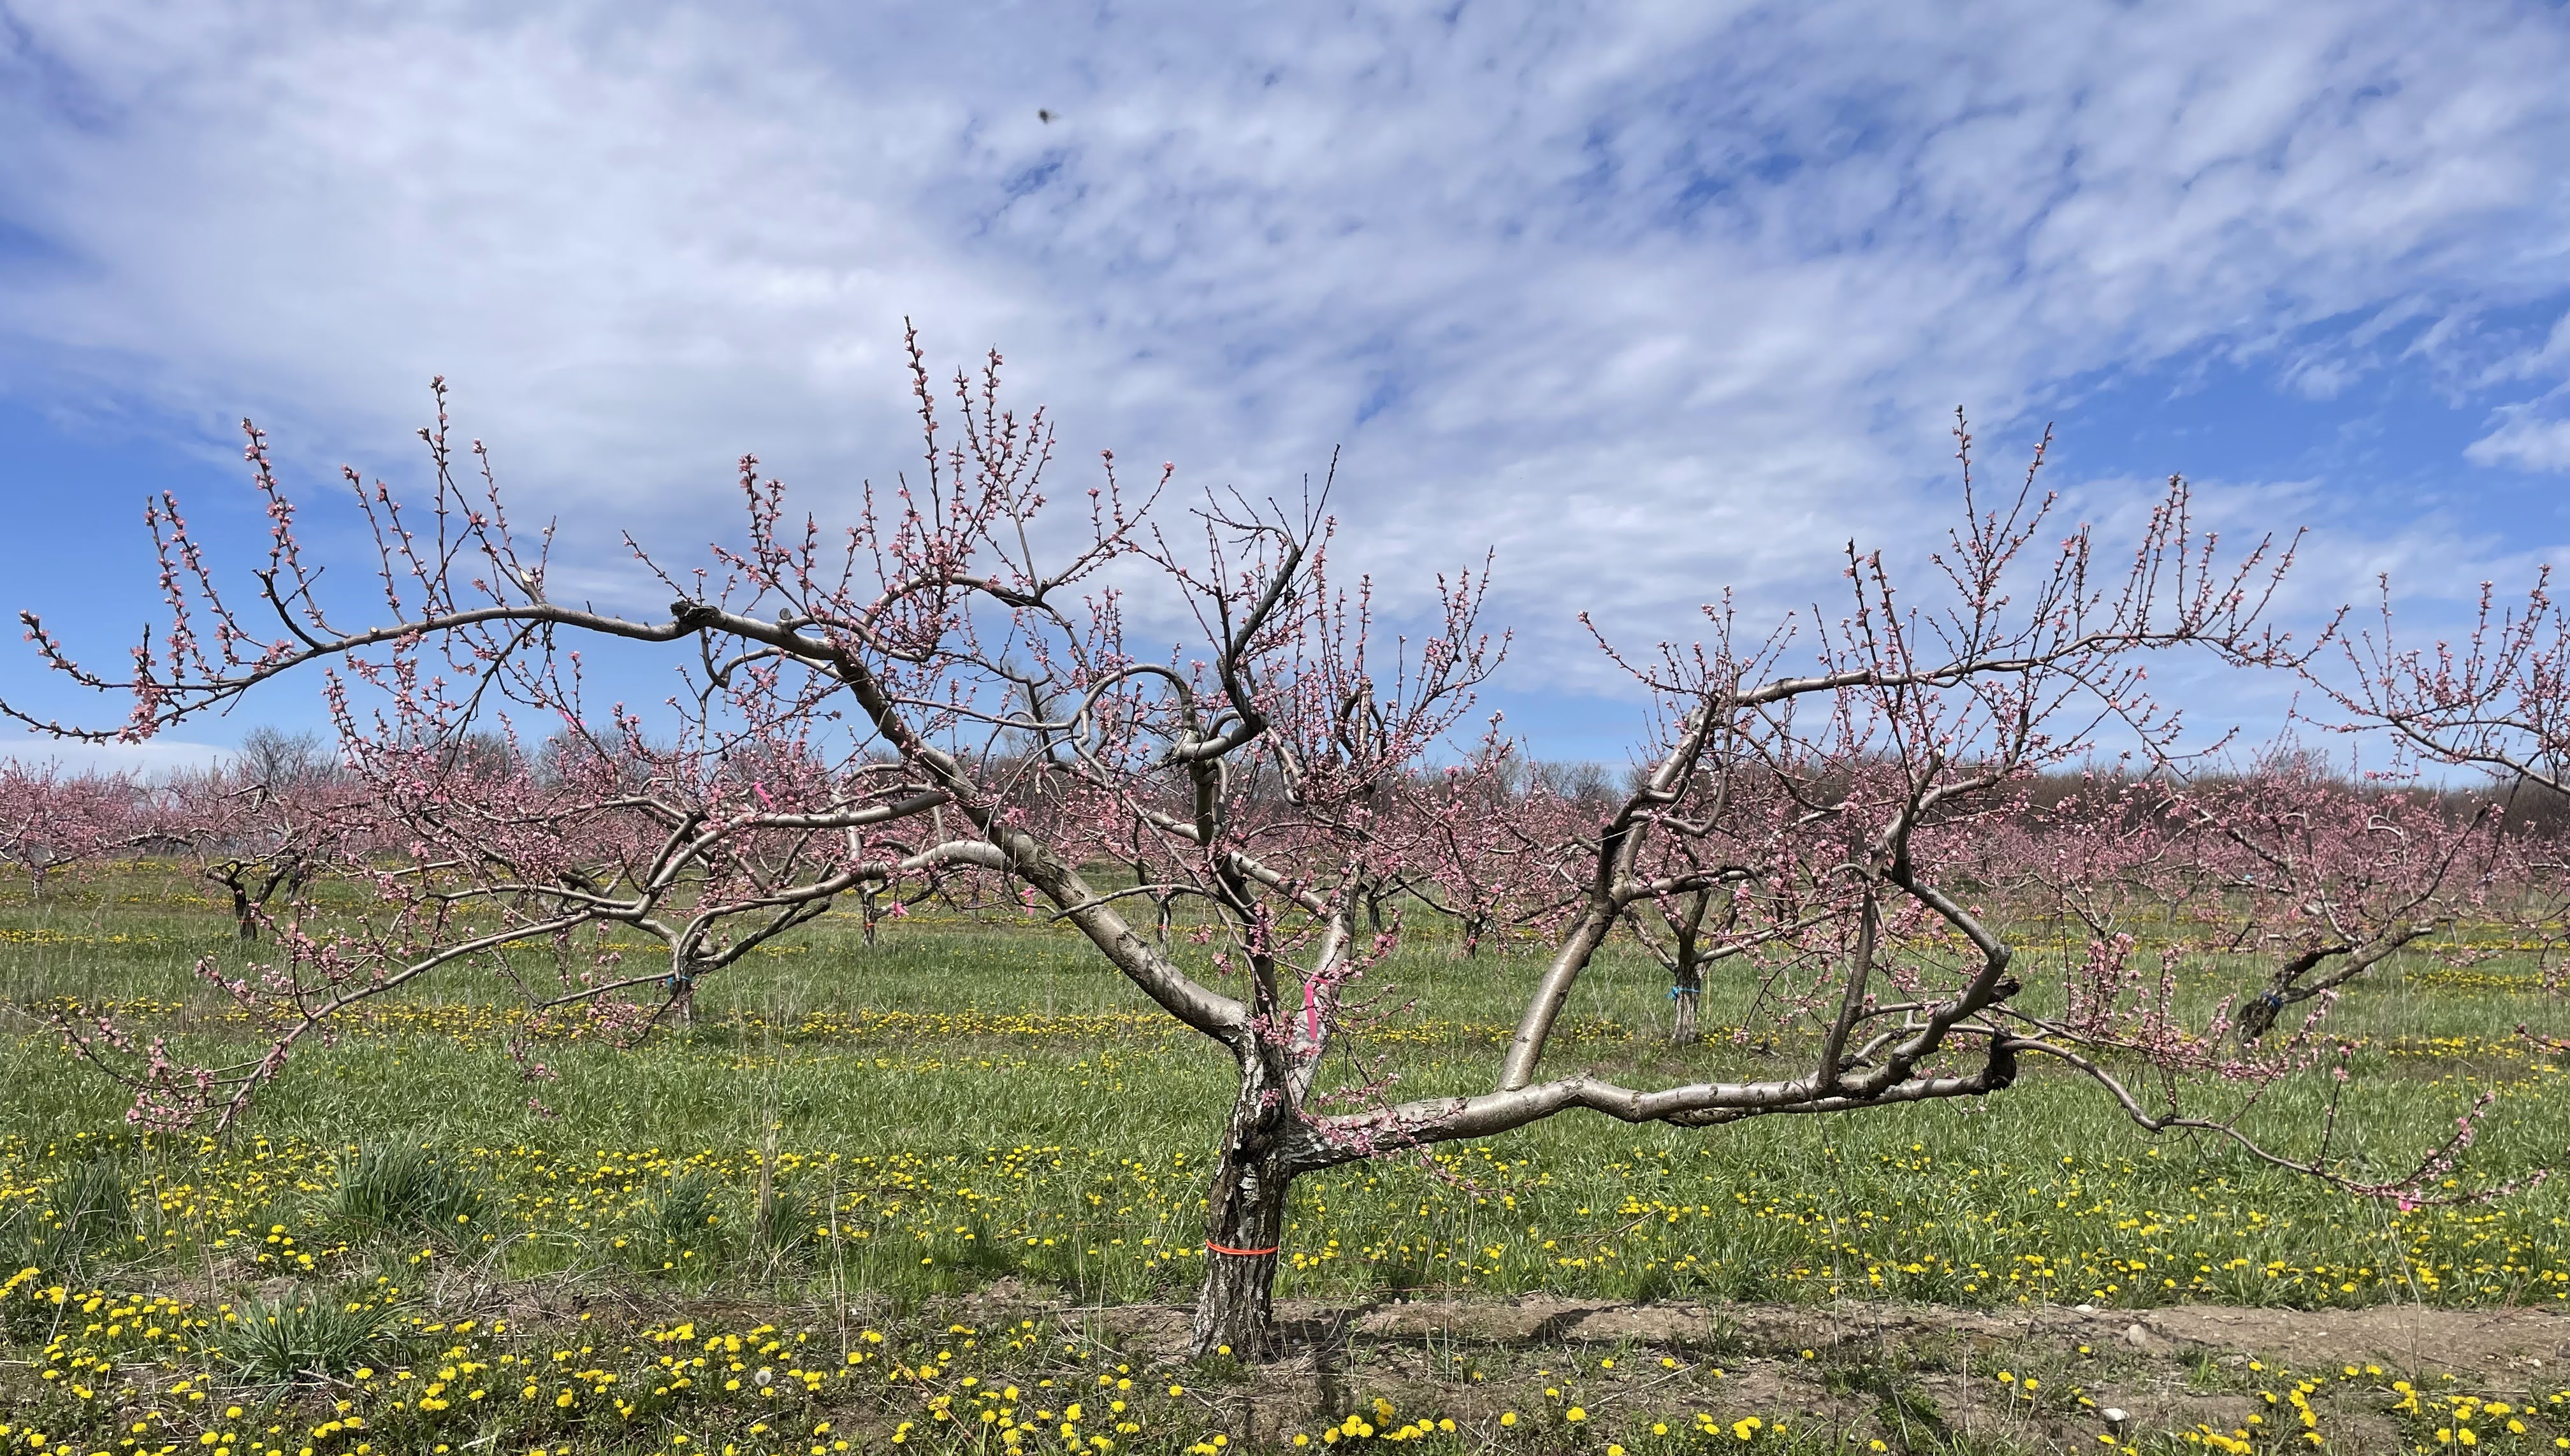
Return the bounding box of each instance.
[227,877,256,941]
[1190,1059,1298,1358]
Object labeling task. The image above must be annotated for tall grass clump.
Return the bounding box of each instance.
[219,1292,405,1383]
[641,1169,728,1261]
[0,1155,135,1281]
[329,1144,486,1241]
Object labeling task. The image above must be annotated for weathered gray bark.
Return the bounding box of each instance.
[1189,1057,1302,1357]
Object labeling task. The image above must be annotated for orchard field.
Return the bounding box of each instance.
[8,371,2570,1455]
[3,861,2567,1455]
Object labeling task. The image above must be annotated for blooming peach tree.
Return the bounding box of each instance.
[0,762,142,895]
[9,353,2530,1354]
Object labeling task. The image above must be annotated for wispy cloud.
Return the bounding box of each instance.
[0,736,231,775]
[2468,398,2570,473]
[3,0,2568,719]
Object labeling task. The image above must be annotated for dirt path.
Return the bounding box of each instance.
[1043,1294,2570,1452]
[488,1273,2570,1452]
[1345,1294,2570,1382]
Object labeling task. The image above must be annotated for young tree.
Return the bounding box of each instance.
[2175,757,2509,1042]
[154,729,368,941]
[9,359,2506,1357]
[1405,723,1558,958]
[0,762,140,896]
[1993,761,2513,1043]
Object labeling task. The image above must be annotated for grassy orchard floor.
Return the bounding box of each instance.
[1,868,2568,1453]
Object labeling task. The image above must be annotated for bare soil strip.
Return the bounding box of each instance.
[1033,1294,2570,1452]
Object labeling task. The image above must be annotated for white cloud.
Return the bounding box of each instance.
[2,0,2568,702]
[0,735,231,776]
[2472,308,2570,390]
[2467,393,2570,474]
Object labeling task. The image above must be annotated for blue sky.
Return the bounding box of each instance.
[4,1,2570,770]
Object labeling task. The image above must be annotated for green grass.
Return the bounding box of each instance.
[0,864,2565,1453]
[2,865,2566,1312]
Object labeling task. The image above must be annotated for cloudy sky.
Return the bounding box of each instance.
[4,0,2569,768]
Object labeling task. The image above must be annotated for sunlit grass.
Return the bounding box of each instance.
[1,864,2566,1452]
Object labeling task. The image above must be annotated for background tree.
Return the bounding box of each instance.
[2177,756,2509,1042]
[0,763,140,897]
[1405,723,1556,958]
[153,727,367,941]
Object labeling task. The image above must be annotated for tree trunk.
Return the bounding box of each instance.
[1190,1063,1296,1358]
[2233,944,2350,1044]
[1671,970,1701,1044]
[224,876,258,942]
[1666,891,1709,1046]
[1363,886,1384,936]
[2233,984,2286,1042]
